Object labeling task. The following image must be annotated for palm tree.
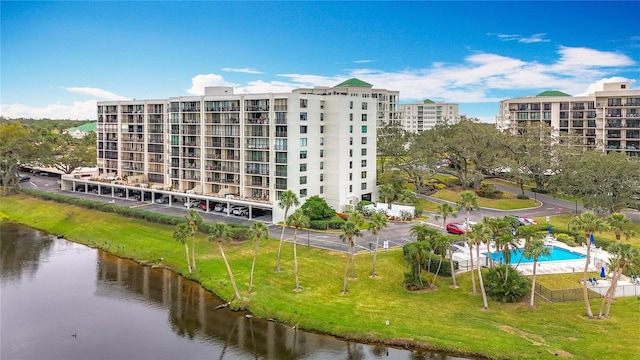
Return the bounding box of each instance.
[482,217,510,267]
[429,234,449,288]
[207,222,242,301]
[379,185,396,208]
[434,202,458,230]
[410,224,439,273]
[606,213,636,242]
[494,233,519,281]
[598,243,639,318]
[397,189,417,205]
[458,191,478,292]
[340,220,362,294]
[468,223,492,309]
[569,211,609,318]
[286,209,310,292]
[368,212,388,278]
[523,238,550,307]
[514,226,543,269]
[248,222,269,294]
[186,209,202,271]
[172,223,193,274]
[404,241,429,288]
[276,190,299,272]
[348,211,366,227]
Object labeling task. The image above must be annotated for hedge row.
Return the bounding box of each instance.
[19,189,251,241]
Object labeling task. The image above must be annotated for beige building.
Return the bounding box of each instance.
[399,99,460,133]
[496,82,640,157]
[95,79,399,223]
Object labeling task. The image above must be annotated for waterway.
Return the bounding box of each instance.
[1,222,474,360]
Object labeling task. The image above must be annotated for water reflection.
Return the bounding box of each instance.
[1,222,474,360]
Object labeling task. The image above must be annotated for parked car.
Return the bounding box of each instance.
[214,203,227,212]
[251,208,267,218]
[18,174,31,183]
[517,216,538,225]
[197,202,209,211]
[184,200,200,208]
[156,196,170,204]
[507,215,537,226]
[233,206,249,217]
[446,223,466,235]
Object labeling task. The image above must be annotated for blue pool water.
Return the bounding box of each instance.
[487,246,586,264]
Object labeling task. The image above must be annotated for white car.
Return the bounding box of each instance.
[214,203,227,212]
[184,200,200,208]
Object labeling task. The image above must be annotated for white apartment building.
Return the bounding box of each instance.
[94,79,397,223]
[496,82,640,157]
[399,99,460,133]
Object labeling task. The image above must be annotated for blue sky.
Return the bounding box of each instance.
[1,1,639,122]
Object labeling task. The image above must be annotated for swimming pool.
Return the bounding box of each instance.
[487,246,586,265]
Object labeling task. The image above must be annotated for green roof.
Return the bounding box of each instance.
[334,78,372,87]
[537,90,571,97]
[423,99,435,104]
[68,122,97,132]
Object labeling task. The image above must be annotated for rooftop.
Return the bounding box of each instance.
[537,90,571,97]
[334,78,372,88]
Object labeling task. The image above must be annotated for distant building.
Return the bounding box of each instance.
[398,99,461,133]
[496,82,640,157]
[95,79,400,223]
[64,122,97,138]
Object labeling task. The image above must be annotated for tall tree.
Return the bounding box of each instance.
[606,213,636,242]
[410,224,439,274]
[458,190,479,292]
[378,185,396,207]
[340,221,362,294]
[569,211,609,318]
[598,243,638,318]
[368,212,388,278]
[248,221,269,294]
[47,132,97,174]
[0,123,41,193]
[468,223,492,309]
[276,190,299,272]
[377,125,408,174]
[186,209,203,271]
[523,238,550,307]
[482,217,510,267]
[434,202,460,288]
[207,223,242,301]
[172,223,193,274]
[286,209,310,292]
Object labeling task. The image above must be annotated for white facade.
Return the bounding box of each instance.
[96,79,396,223]
[399,100,460,133]
[496,82,640,157]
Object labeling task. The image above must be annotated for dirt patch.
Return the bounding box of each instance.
[553,349,573,357]
[497,325,546,346]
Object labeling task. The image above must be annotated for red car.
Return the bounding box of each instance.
[446,223,466,234]
[197,202,208,211]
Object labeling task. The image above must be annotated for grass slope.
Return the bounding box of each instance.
[431,190,538,210]
[2,194,638,360]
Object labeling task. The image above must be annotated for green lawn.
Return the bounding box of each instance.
[2,194,638,360]
[536,214,640,249]
[431,189,539,210]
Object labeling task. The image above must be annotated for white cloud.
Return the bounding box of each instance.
[490,32,550,43]
[221,68,263,74]
[64,87,129,101]
[555,46,635,68]
[353,59,373,63]
[187,74,238,95]
[575,77,633,96]
[0,100,97,120]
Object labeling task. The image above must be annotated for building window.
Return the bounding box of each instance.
[320,113,324,121]
[320,125,324,133]
[362,102,368,110]
[349,161,353,169]
[300,138,307,147]
[300,99,308,108]
[300,189,307,198]
[349,149,353,157]
[300,125,307,134]
[349,185,353,193]
[361,159,367,167]
[349,137,353,145]
[350,101,353,109]
[300,176,307,185]
[361,171,367,178]
[361,137,367,145]
[300,163,307,172]
[320,186,323,194]
[349,173,353,180]
[361,148,367,156]
[320,174,324,182]
[300,150,307,159]
[350,114,353,121]
[362,114,367,121]
[361,183,367,190]
[361,125,368,133]
[320,161,324,170]
[349,125,353,133]
[300,112,307,121]
[320,149,324,158]
[320,137,324,145]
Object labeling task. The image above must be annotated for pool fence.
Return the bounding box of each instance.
[534,282,640,302]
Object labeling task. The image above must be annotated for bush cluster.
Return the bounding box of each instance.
[309,219,345,230]
[474,182,504,199]
[516,194,529,200]
[484,265,530,303]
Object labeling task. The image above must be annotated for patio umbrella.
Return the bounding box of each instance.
[600,266,606,279]
[548,226,553,235]
[590,233,595,244]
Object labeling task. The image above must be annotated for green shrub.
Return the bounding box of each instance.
[309,220,329,230]
[403,272,426,291]
[555,233,577,246]
[484,265,530,303]
[516,194,529,200]
[300,195,336,220]
[531,188,549,194]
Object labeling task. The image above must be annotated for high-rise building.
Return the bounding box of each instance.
[496,82,640,157]
[398,99,461,133]
[96,79,398,223]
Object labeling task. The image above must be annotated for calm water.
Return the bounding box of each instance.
[1,222,474,360]
[487,246,586,264]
